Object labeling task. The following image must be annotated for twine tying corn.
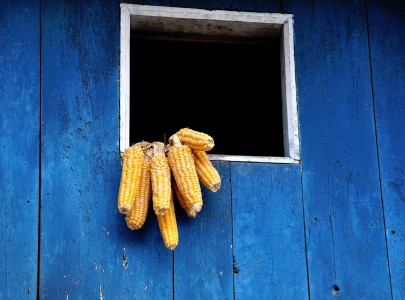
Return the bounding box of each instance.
[116,128,220,250]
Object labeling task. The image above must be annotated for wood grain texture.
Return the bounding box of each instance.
[0,1,40,299]
[223,0,280,12]
[367,1,405,299]
[174,161,233,300]
[40,1,172,298]
[170,0,280,12]
[1,1,401,299]
[232,163,308,299]
[282,0,392,298]
[169,0,228,10]
[120,0,170,6]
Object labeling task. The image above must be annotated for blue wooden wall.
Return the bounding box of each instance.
[0,1,40,299]
[0,0,404,299]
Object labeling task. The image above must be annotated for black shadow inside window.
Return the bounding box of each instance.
[130,35,284,157]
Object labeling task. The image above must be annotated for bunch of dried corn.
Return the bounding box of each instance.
[116,128,221,251]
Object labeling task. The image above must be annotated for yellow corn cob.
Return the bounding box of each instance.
[125,152,151,230]
[168,134,203,213]
[172,180,197,218]
[117,144,144,214]
[150,142,172,215]
[193,150,221,192]
[176,128,215,151]
[156,192,178,250]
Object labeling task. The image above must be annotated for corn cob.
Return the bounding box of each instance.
[125,146,152,230]
[176,128,215,151]
[168,134,203,213]
[156,192,178,250]
[150,142,172,215]
[193,150,221,192]
[117,144,144,214]
[172,180,197,218]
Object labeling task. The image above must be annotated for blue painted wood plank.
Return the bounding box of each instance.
[170,0,280,12]
[169,0,227,10]
[119,0,170,6]
[232,163,308,299]
[220,0,280,13]
[283,0,392,298]
[367,1,405,299]
[0,1,40,299]
[40,1,172,298]
[174,161,233,299]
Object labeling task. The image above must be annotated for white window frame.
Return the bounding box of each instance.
[120,4,300,164]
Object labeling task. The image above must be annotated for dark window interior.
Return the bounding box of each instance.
[130,35,284,156]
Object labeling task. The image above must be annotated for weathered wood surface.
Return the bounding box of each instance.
[170,0,280,12]
[0,1,40,299]
[283,0,392,298]
[1,1,405,299]
[175,161,233,299]
[232,163,308,299]
[121,0,170,6]
[40,1,172,298]
[368,1,405,299]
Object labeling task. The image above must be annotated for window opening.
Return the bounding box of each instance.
[120,4,300,162]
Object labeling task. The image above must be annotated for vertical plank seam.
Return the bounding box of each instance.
[300,163,311,300]
[172,251,175,300]
[365,1,393,298]
[169,3,174,298]
[37,0,42,298]
[230,163,236,300]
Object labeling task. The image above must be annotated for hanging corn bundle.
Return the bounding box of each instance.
[117,128,220,250]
